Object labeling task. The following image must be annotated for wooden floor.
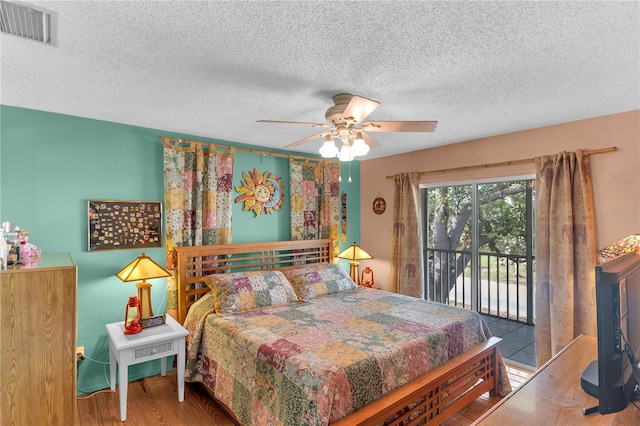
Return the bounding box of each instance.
[77,364,533,425]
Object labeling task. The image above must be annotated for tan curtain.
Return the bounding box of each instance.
[163,140,235,321]
[390,172,424,298]
[289,159,341,256]
[534,150,597,366]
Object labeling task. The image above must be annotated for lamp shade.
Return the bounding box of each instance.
[337,242,373,261]
[599,234,640,260]
[338,140,354,162]
[116,253,171,282]
[319,135,339,158]
[351,133,370,157]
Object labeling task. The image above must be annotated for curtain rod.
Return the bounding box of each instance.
[385,146,618,179]
[160,136,339,164]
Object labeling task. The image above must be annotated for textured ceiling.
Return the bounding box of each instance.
[1,1,638,160]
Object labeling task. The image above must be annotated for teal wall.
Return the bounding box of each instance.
[0,105,361,394]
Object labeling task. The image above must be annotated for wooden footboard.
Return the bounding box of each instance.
[332,336,501,426]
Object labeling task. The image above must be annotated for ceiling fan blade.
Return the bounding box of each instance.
[360,120,438,132]
[257,119,330,128]
[285,131,332,148]
[360,131,381,149]
[340,95,380,123]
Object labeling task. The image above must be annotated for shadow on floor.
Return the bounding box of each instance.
[481,314,536,370]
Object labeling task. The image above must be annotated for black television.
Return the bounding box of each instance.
[580,252,640,414]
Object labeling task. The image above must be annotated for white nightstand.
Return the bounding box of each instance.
[105,315,189,421]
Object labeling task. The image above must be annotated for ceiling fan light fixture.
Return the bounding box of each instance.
[351,133,370,157]
[319,135,339,158]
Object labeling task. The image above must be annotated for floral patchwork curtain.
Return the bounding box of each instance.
[289,159,340,256]
[390,172,424,298]
[534,150,596,366]
[163,140,234,320]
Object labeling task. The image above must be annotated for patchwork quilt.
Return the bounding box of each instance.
[184,287,511,425]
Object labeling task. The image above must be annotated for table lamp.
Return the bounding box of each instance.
[116,253,171,318]
[337,241,373,285]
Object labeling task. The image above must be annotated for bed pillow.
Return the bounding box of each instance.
[282,263,358,301]
[203,270,300,315]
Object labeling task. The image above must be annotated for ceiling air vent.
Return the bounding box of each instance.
[0,0,56,45]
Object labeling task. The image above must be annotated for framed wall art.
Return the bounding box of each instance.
[88,200,162,251]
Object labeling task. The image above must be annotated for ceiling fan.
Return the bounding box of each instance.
[257,93,438,160]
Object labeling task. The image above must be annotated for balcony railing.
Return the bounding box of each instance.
[425,248,535,325]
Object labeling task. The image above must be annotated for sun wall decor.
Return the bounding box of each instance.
[234,168,284,216]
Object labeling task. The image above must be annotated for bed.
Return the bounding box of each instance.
[174,239,511,425]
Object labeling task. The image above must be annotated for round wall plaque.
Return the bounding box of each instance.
[372,195,386,215]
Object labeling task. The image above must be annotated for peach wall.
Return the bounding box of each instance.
[360,110,640,291]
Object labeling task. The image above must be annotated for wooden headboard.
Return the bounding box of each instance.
[173,239,334,323]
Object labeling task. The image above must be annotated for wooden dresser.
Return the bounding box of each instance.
[1,253,78,425]
[474,335,640,425]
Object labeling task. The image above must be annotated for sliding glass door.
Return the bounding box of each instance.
[422,178,535,324]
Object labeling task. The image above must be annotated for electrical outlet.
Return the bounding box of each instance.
[76,346,85,362]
